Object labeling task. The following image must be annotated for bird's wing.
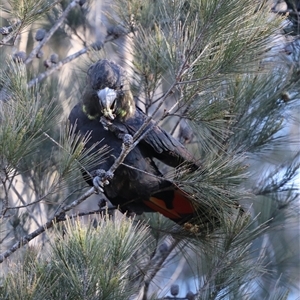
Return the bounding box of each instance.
[122,107,199,169]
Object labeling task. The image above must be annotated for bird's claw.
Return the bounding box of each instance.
[93,176,104,193]
[96,169,110,185]
[93,169,111,193]
[122,134,133,148]
[105,170,114,181]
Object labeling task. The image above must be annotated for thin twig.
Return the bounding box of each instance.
[271,9,299,15]
[27,47,89,88]
[102,54,198,195]
[0,21,22,46]
[70,206,116,219]
[10,183,41,228]
[0,26,190,264]
[0,186,95,263]
[0,169,18,217]
[157,293,198,300]
[24,0,80,65]
[6,187,85,210]
[0,175,9,217]
[136,44,194,131]
[142,239,180,300]
[105,113,159,177]
[27,34,128,88]
[170,104,191,136]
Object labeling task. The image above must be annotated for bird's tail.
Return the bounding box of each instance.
[142,186,228,233]
[144,187,196,222]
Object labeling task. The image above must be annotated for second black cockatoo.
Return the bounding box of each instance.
[69,59,205,227]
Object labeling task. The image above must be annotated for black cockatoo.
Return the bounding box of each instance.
[69,59,204,226]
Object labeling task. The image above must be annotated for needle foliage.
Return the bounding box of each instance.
[0,0,299,299]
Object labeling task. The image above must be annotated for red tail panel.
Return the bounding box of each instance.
[143,188,196,221]
[172,189,195,214]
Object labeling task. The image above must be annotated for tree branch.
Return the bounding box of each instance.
[0,21,22,46]
[0,186,96,263]
[24,0,80,65]
[142,239,180,300]
[27,46,89,88]
[27,33,128,88]
[103,56,195,180]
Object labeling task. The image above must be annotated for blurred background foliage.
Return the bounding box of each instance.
[0,0,299,299]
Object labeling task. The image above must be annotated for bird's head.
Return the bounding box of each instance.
[82,59,135,122]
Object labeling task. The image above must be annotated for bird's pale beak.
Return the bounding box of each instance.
[97,87,117,120]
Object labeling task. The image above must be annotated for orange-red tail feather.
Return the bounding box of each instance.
[143,188,196,223]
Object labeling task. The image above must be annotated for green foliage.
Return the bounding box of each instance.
[0,58,106,189]
[3,0,56,34]
[190,214,268,299]
[0,216,150,299]
[118,0,282,81]
[0,0,299,299]
[0,56,110,262]
[0,246,56,300]
[0,60,59,174]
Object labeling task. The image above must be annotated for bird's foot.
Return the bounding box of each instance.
[93,169,111,193]
[122,134,133,148]
[105,170,114,181]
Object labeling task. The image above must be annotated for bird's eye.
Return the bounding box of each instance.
[119,85,123,89]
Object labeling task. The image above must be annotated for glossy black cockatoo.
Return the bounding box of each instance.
[69,59,203,226]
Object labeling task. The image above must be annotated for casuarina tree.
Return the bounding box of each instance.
[0,0,299,299]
